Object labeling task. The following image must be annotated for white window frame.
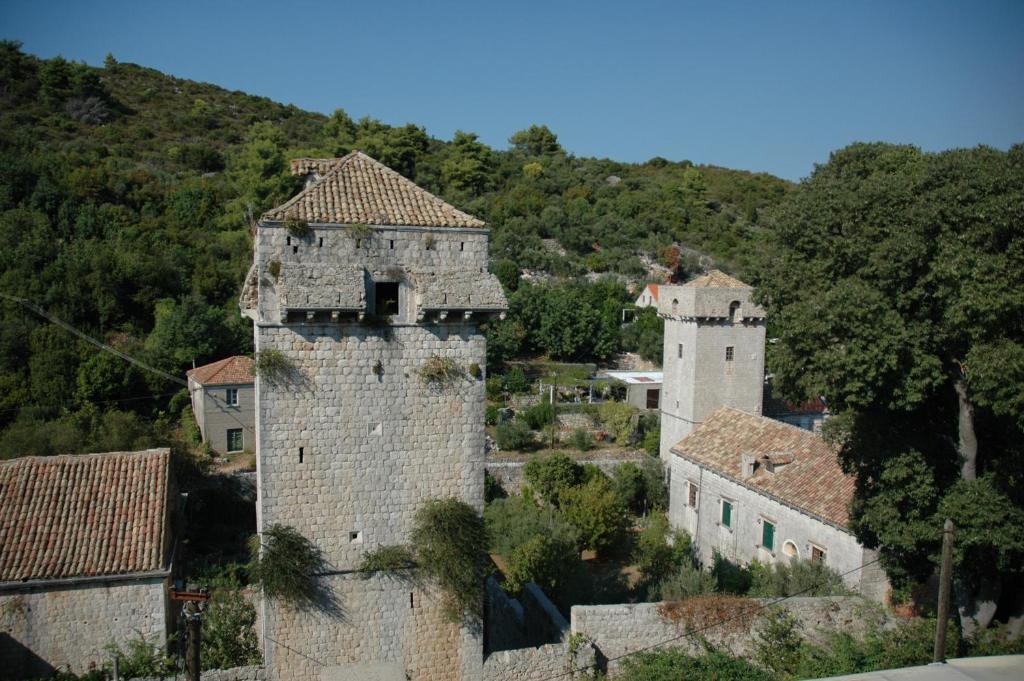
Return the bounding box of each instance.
[719,497,735,529]
[226,388,239,407]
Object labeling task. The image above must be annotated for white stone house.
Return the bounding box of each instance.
[633,283,660,309]
[240,151,506,681]
[0,449,174,678]
[187,355,255,453]
[668,408,887,599]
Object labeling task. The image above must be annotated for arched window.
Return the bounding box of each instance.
[782,540,799,558]
[672,298,679,313]
[729,300,742,323]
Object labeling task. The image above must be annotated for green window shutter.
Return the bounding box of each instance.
[722,501,732,527]
[762,521,775,550]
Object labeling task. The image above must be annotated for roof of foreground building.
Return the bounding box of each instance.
[671,407,855,528]
[263,151,486,228]
[0,449,172,584]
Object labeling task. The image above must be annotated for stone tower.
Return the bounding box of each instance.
[240,152,506,681]
[656,270,766,465]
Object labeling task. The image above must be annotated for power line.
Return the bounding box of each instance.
[535,556,883,681]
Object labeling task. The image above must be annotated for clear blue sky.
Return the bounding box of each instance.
[3,0,1022,180]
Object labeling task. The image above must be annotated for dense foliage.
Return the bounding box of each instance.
[0,42,790,453]
[756,142,1024,627]
[247,524,326,608]
[411,497,488,623]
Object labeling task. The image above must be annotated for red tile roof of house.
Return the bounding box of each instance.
[0,449,171,583]
[187,355,254,386]
[264,151,485,228]
[671,407,855,528]
[647,283,659,301]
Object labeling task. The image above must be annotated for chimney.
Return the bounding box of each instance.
[740,452,758,479]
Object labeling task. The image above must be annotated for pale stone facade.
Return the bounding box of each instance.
[656,272,766,466]
[0,577,169,679]
[189,380,255,453]
[242,155,505,681]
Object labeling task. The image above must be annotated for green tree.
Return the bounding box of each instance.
[442,130,491,194]
[524,453,582,506]
[411,498,488,623]
[758,142,1024,629]
[561,477,629,557]
[504,534,581,595]
[508,125,562,156]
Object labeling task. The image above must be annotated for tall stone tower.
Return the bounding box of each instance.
[240,152,506,681]
[656,270,766,465]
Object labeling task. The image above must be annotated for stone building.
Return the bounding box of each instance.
[0,449,174,678]
[656,270,766,465]
[667,408,887,598]
[240,151,506,681]
[187,355,255,453]
[633,282,659,309]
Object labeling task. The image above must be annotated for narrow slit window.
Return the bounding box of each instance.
[460,242,465,251]
[678,343,683,359]
[389,239,394,249]
[356,238,362,248]
[292,245,298,254]
[298,447,304,463]
[286,236,291,246]
[318,237,323,247]
[409,592,414,608]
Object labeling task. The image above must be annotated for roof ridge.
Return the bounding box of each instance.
[0,448,170,467]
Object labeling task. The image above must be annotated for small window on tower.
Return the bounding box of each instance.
[374,282,400,317]
[678,343,683,359]
[460,242,465,251]
[725,346,735,362]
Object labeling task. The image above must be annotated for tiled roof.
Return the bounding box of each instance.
[671,407,855,527]
[263,151,486,229]
[187,356,254,386]
[647,283,660,301]
[0,449,171,583]
[683,270,750,289]
[291,158,343,178]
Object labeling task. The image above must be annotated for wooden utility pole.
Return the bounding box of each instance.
[934,518,955,663]
[184,600,202,681]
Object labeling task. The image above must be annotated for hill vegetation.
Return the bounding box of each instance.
[0,41,790,454]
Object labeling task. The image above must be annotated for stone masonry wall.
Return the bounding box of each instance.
[256,321,486,681]
[0,578,168,679]
[571,596,885,677]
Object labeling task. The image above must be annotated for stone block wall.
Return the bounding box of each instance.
[571,596,884,676]
[0,577,168,679]
[255,322,487,680]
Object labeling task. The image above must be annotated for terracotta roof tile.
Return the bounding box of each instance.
[187,356,254,386]
[264,151,485,228]
[671,408,854,527]
[648,283,659,301]
[683,270,750,289]
[0,449,171,583]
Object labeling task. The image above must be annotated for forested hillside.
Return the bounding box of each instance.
[0,43,790,456]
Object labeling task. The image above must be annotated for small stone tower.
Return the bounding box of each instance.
[240,152,506,681]
[656,270,766,465]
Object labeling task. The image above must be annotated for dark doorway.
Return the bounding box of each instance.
[646,388,660,410]
[375,282,400,317]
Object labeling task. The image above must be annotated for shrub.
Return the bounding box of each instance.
[754,608,804,678]
[358,544,416,574]
[712,551,753,594]
[519,401,555,430]
[485,405,500,426]
[253,349,296,383]
[503,366,531,394]
[247,524,326,607]
[651,564,717,601]
[202,582,261,669]
[561,477,629,557]
[468,362,482,379]
[965,623,1024,656]
[267,260,281,278]
[485,376,504,400]
[484,470,507,502]
[504,534,581,595]
[618,648,774,681]
[412,498,488,623]
[495,420,534,451]
[613,461,645,512]
[105,635,176,679]
[748,558,849,597]
[635,513,694,587]
[484,494,579,557]
[418,355,462,386]
[643,426,660,457]
[524,453,582,506]
[597,401,637,442]
[284,218,311,237]
[570,428,593,452]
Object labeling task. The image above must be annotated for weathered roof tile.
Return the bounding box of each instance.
[0,449,171,583]
[187,356,255,386]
